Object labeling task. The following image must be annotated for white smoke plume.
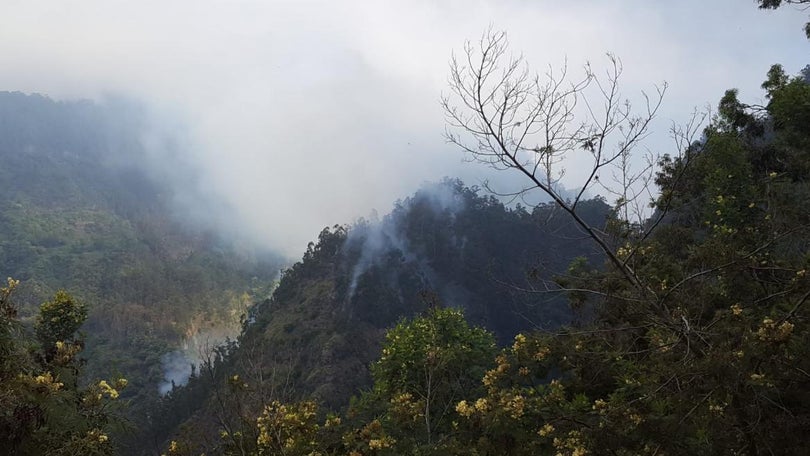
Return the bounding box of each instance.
[0,1,805,258]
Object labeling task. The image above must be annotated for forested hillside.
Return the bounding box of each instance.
[0,92,281,416]
[1,2,808,455]
[147,63,810,456]
[144,179,610,453]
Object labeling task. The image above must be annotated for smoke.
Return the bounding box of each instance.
[0,1,805,258]
[344,180,466,301]
[103,98,248,240]
[158,350,195,396]
[157,328,245,396]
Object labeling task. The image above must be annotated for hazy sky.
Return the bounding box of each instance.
[1,1,807,257]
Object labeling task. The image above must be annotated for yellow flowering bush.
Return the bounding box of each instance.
[31,371,64,392]
[756,317,794,343]
[256,400,322,455]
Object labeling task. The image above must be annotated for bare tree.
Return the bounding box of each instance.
[441,29,675,292]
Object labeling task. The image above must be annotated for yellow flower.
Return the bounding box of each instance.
[455,400,474,417]
[538,423,555,437]
[505,394,525,419]
[553,430,588,455]
[368,436,395,449]
[474,398,490,412]
[482,369,497,387]
[86,429,109,445]
[33,372,63,392]
[324,416,341,427]
[1,277,20,294]
[534,346,550,361]
[779,321,795,336]
[757,317,794,342]
[98,380,119,399]
[512,333,527,351]
[572,447,589,456]
[708,403,725,415]
[495,354,510,373]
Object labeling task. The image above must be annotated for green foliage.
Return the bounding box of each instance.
[16,8,806,452]
[451,334,593,455]
[151,179,609,454]
[0,283,127,455]
[372,308,495,401]
[0,92,282,439]
[440,64,810,455]
[346,308,496,453]
[254,400,343,456]
[337,62,810,454]
[0,279,29,380]
[193,51,810,456]
[35,290,87,358]
[156,62,810,455]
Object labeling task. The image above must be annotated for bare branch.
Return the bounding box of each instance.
[443,30,668,295]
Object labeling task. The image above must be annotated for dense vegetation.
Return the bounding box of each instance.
[1,281,127,455]
[144,179,609,453]
[2,3,809,455]
[153,61,810,456]
[0,92,282,448]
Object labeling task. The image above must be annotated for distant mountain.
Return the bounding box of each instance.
[148,178,611,454]
[0,92,282,412]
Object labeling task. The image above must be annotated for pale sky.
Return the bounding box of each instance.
[1,0,807,257]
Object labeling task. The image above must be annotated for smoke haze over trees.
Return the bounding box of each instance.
[0,1,806,256]
[1,1,809,455]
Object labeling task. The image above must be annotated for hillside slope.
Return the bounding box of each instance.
[150,179,610,454]
[0,92,282,409]
[251,180,610,404]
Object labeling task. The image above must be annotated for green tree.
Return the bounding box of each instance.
[347,308,496,454]
[445,27,810,456]
[35,290,87,361]
[0,282,126,455]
